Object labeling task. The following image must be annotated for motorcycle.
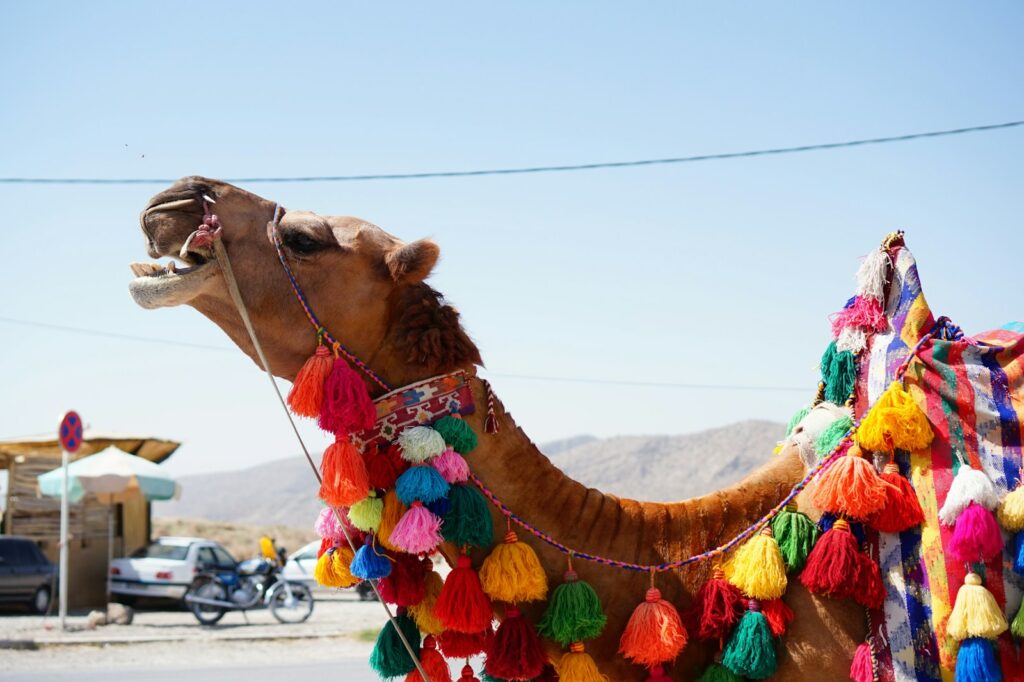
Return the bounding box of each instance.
[184,548,314,626]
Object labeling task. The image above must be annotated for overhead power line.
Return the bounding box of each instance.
[0,316,807,392]
[1,120,1020,185]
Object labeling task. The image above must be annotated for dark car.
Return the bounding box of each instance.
[0,536,56,613]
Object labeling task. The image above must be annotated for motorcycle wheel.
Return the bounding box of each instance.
[269,582,314,624]
[187,575,228,626]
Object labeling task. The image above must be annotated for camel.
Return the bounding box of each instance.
[129,176,865,680]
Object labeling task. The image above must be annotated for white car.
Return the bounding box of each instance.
[110,536,236,602]
[282,540,375,600]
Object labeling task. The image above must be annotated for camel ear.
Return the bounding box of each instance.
[385,239,439,282]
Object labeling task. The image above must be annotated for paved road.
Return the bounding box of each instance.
[6,661,378,682]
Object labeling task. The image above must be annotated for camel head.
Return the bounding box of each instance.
[130,176,480,386]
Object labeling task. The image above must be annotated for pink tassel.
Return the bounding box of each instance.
[850,641,873,682]
[317,356,376,436]
[432,447,470,484]
[948,502,1003,563]
[314,506,362,543]
[389,501,443,554]
[831,296,888,338]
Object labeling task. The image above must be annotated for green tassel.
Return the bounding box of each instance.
[814,415,853,458]
[825,349,857,404]
[786,407,811,437]
[722,609,777,680]
[442,483,494,547]
[771,504,820,572]
[1012,599,1024,638]
[369,612,421,678]
[536,570,607,645]
[698,662,743,682]
[348,491,384,532]
[819,341,837,384]
[433,415,479,454]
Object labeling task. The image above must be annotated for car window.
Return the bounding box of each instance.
[211,546,236,568]
[0,540,29,566]
[290,546,316,561]
[130,542,189,561]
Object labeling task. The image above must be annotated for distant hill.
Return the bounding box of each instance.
[153,420,784,529]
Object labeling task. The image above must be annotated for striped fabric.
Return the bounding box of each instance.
[859,245,1024,681]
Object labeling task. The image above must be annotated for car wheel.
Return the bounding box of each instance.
[31,587,51,614]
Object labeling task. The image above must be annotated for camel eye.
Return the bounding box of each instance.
[281,230,326,255]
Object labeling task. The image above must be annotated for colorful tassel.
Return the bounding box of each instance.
[426,496,452,517]
[721,601,776,680]
[378,490,408,553]
[458,664,481,682]
[287,345,333,418]
[849,641,873,682]
[771,503,820,572]
[313,546,358,588]
[618,587,687,667]
[433,415,479,454]
[685,566,743,641]
[318,356,376,436]
[378,553,429,607]
[955,637,1001,682]
[485,606,548,681]
[316,536,331,558]
[824,347,858,405]
[855,248,889,301]
[800,519,861,600]
[537,568,607,646]
[366,442,410,490]
[698,663,742,682]
[370,609,421,679]
[314,505,361,543]
[760,598,794,637]
[818,512,867,544]
[556,642,603,682]
[349,491,384,533]
[435,552,494,633]
[433,446,471,484]
[725,527,787,600]
[999,484,1024,531]
[948,502,1004,563]
[939,466,1001,526]
[396,464,451,505]
[398,425,447,463]
[947,572,1008,641]
[852,552,885,610]
[319,440,371,507]
[1011,598,1024,637]
[390,501,444,554]
[480,530,548,603]
[812,444,888,519]
[856,381,934,454]
[646,664,673,682]
[1014,531,1024,574]
[405,635,452,682]
[409,570,446,636]
[867,461,924,533]
[815,416,854,458]
[836,326,868,354]
[350,535,392,580]
[439,626,493,658]
[442,483,494,548]
[831,296,887,338]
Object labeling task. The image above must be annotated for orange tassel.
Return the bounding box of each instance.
[287,345,334,418]
[319,439,370,507]
[404,635,452,682]
[811,445,888,519]
[618,586,688,667]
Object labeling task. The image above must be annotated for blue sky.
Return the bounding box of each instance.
[0,2,1021,476]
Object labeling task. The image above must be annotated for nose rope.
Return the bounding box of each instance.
[208,208,428,680]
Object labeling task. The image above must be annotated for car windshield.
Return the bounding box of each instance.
[130,542,189,561]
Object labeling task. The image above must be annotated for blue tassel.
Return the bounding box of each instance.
[1014,530,1024,574]
[350,535,392,580]
[396,464,450,505]
[426,495,452,517]
[955,638,1001,682]
[818,512,866,544]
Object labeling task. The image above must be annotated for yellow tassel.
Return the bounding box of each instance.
[946,573,1008,641]
[479,530,549,603]
[409,570,446,635]
[857,381,934,453]
[725,527,788,600]
[998,485,1024,532]
[557,644,607,682]
[376,489,407,553]
[314,546,357,588]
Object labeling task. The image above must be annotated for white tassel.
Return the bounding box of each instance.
[855,249,889,302]
[836,326,868,354]
[938,466,1002,525]
[397,425,447,463]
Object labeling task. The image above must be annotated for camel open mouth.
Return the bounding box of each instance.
[128,233,219,309]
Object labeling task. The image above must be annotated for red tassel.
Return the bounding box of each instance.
[319,440,370,507]
[378,553,429,607]
[800,519,861,600]
[485,606,548,681]
[761,598,795,637]
[367,442,410,491]
[317,355,376,436]
[618,587,688,667]
[867,462,924,533]
[853,552,885,610]
[316,536,332,559]
[686,566,744,641]
[811,446,888,520]
[850,641,873,682]
[287,345,334,417]
[458,664,480,682]
[405,635,452,682]
[646,665,672,682]
[435,553,494,633]
[438,626,493,658]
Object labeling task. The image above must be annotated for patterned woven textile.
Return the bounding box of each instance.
[860,245,1024,681]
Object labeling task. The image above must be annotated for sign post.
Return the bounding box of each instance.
[57,411,82,632]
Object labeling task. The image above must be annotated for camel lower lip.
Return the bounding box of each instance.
[128,259,217,309]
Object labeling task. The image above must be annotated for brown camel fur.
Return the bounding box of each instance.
[130,177,865,680]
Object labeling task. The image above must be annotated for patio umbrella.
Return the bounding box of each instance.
[37,446,180,604]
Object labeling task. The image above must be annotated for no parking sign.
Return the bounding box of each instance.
[58,411,83,452]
